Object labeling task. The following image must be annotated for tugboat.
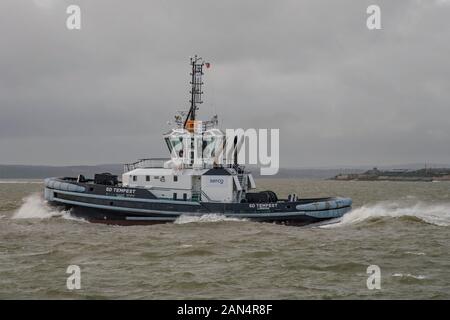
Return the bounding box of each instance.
[44,56,352,225]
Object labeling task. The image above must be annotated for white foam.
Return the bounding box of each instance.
[323,201,450,227]
[392,273,426,280]
[405,251,426,256]
[179,244,193,248]
[12,193,84,222]
[174,214,245,224]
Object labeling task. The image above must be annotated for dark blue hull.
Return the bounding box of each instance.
[44,177,352,226]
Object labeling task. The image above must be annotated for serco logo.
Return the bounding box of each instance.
[210,178,224,184]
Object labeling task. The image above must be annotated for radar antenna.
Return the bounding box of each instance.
[184,55,209,129]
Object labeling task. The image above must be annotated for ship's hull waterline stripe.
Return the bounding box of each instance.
[52,198,191,216]
[126,216,177,221]
[50,197,351,219]
[46,188,201,205]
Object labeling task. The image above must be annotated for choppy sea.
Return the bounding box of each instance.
[0,179,449,299]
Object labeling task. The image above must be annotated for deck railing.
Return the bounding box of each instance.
[123,158,170,172]
[124,158,247,173]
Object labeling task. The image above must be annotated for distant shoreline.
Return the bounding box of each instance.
[0,179,43,184]
[332,167,450,182]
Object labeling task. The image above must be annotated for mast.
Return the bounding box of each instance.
[184,55,206,129]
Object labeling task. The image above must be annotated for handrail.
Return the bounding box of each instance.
[124,158,246,173]
[201,190,212,202]
[123,158,170,172]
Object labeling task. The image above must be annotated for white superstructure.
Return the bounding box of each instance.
[122,163,256,203]
[121,55,256,203]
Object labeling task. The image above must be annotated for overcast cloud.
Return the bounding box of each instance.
[0,0,449,167]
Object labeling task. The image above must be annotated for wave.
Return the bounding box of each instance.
[12,193,84,222]
[174,214,245,224]
[324,201,450,227]
[392,273,426,280]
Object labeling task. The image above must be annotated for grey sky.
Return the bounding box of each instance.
[1,0,449,167]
